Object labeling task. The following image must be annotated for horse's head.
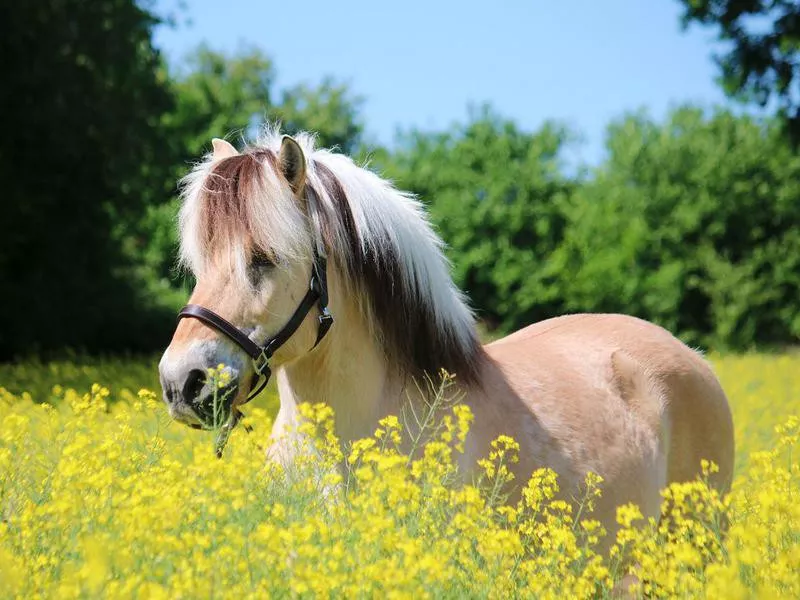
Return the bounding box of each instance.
[160,129,484,433]
[159,135,330,429]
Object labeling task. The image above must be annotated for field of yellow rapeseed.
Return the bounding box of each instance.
[1,353,799,598]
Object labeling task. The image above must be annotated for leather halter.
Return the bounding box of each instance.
[176,248,334,409]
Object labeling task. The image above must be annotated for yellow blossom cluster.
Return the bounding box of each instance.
[0,354,799,598]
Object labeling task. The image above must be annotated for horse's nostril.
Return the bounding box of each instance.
[182,369,207,403]
[164,387,177,404]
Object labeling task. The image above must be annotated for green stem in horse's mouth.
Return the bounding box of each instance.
[214,409,253,459]
[214,410,239,459]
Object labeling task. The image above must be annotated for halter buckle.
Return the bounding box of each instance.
[316,307,334,344]
[319,307,333,326]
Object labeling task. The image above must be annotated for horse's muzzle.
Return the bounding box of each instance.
[160,365,239,429]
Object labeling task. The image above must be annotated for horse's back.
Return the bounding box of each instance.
[482,313,734,522]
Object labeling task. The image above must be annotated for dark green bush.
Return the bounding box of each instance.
[387,108,578,331]
[551,107,800,349]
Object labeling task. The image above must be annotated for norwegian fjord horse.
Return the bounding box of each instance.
[159,130,734,544]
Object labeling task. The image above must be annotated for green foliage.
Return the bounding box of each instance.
[0,0,177,360]
[388,107,578,330]
[385,106,799,349]
[0,1,366,361]
[554,106,800,348]
[166,45,364,160]
[2,0,798,358]
[273,78,365,155]
[167,44,277,160]
[678,0,800,144]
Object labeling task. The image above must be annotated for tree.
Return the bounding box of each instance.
[385,104,799,349]
[0,0,176,359]
[552,106,800,348]
[679,0,800,144]
[165,45,276,160]
[386,107,578,332]
[166,45,364,160]
[274,78,364,155]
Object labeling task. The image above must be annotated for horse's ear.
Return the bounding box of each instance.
[211,138,238,160]
[278,135,306,194]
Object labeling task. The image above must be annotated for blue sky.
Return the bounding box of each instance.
[153,0,729,165]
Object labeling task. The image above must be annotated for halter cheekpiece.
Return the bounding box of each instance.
[176,247,334,408]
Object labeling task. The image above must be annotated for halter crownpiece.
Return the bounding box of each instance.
[176,246,334,411]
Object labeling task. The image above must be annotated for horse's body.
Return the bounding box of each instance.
[480,314,733,528]
[269,307,733,546]
[160,130,734,546]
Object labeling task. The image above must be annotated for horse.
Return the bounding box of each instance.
[158,129,735,545]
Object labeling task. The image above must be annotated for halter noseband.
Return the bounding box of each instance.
[176,248,334,409]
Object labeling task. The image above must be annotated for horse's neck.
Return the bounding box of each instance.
[266,293,488,469]
[271,302,409,451]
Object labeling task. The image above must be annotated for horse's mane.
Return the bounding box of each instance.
[178,127,485,385]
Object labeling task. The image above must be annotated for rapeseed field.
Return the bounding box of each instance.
[0,354,798,598]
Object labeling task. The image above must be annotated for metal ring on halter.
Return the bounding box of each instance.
[253,349,271,378]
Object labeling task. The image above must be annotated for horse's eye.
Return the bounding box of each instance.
[247,250,274,285]
[251,250,274,269]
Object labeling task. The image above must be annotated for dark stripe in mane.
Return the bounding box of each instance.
[310,162,486,387]
[196,149,280,259]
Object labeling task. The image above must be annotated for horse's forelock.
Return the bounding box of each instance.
[181,147,312,281]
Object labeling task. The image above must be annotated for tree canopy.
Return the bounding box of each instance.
[0,0,175,359]
[385,106,800,349]
[679,0,800,144]
[387,107,578,331]
[0,2,365,359]
[552,106,800,348]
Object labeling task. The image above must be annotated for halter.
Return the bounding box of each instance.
[176,248,334,409]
